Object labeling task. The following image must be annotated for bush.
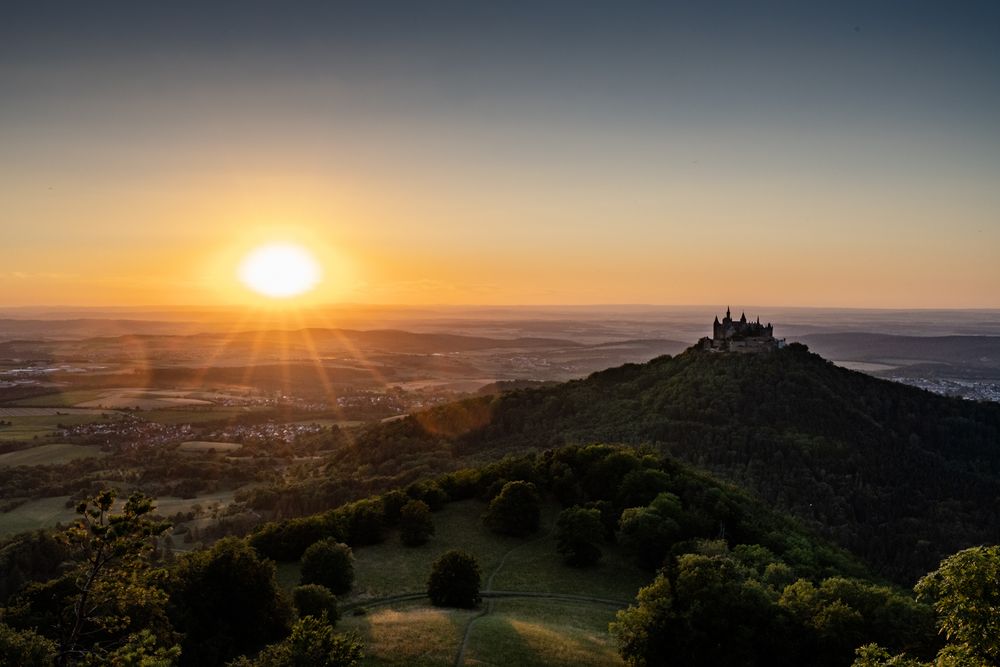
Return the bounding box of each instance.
[406,481,449,510]
[427,550,481,608]
[483,481,540,537]
[0,622,56,667]
[555,506,604,566]
[381,490,410,525]
[300,539,355,595]
[231,616,363,667]
[399,500,435,547]
[341,500,384,546]
[292,584,339,623]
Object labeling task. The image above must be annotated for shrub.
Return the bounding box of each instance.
[231,616,363,667]
[556,506,604,566]
[300,539,354,595]
[292,584,339,623]
[381,490,410,525]
[483,481,540,537]
[427,550,481,608]
[399,500,435,547]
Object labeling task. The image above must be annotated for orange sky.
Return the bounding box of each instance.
[2,3,999,308]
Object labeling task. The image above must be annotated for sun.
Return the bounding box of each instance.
[238,243,322,298]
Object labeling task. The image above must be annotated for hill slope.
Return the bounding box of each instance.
[343,343,1000,583]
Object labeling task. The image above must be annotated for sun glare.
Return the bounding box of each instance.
[238,243,321,298]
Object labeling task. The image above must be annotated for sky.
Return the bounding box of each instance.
[2,1,999,308]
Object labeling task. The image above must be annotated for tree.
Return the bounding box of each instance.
[427,550,481,608]
[618,503,680,571]
[555,506,603,566]
[914,545,1000,664]
[611,554,795,667]
[230,617,362,667]
[292,585,339,624]
[169,537,290,667]
[399,500,435,547]
[79,630,181,667]
[57,489,172,665]
[380,490,409,526]
[300,539,355,596]
[0,622,57,666]
[483,481,540,537]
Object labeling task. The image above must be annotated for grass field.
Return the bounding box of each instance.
[464,599,623,666]
[152,489,240,517]
[0,489,241,537]
[290,419,364,428]
[321,500,649,604]
[0,443,105,467]
[178,441,243,453]
[339,603,474,667]
[278,497,643,665]
[0,496,76,537]
[8,389,109,408]
[0,407,109,417]
[139,407,256,424]
[0,413,116,441]
[338,598,623,667]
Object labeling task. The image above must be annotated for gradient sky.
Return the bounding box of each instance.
[2,1,999,308]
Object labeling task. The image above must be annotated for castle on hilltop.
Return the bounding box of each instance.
[699,307,785,353]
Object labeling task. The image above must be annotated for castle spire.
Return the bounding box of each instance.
[726,306,731,319]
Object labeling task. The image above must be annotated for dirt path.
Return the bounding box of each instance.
[453,519,556,667]
[337,517,632,667]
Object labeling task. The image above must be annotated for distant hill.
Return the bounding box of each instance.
[344,343,1000,583]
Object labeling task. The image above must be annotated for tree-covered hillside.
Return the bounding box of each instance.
[334,344,1000,583]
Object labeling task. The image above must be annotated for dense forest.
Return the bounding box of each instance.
[2,445,997,665]
[290,343,1000,585]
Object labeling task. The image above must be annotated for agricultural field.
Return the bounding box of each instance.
[138,407,257,424]
[0,488,242,537]
[0,443,104,468]
[177,440,243,453]
[152,489,241,517]
[79,389,217,410]
[0,412,118,441]
[0,495,76,537]
[8,389,109,408]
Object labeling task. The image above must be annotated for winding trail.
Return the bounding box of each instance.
[453,519,557,667]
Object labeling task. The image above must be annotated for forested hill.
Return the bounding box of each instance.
[347,343,1000,583]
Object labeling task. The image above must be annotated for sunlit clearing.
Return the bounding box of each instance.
[238,243,321,298]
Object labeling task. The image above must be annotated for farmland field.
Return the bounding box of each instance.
[0,413,118,441]
[178,440,243,453]
[0,407,111,417]
[0,443,104,467]
[0,496,76,537]
[7,389,109,408]
[139,407,257,424]
[0,489,242,537]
